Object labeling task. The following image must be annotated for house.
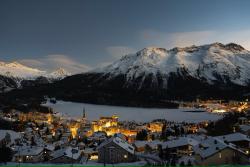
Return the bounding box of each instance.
[148,122,163,133]
[83,147,98,160]
[43,144,55,161]
[78,142,86,150]
[162,137,199,155]
[216,133,250,153]
[133,140,162,153]
[133,141,148,152]
[239,125,250,136]
[61,131,71,143]
[0,130,21,147]
[238,117,248,125]
[49,146,82,163]
[13,146,44,163]
[197,128,208,135]
[88,131,107,142]
[97,137,137,164]
[193,137,249,165]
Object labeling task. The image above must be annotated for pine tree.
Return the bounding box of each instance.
[161,123,167,140]
[187,159,192,166]
[158,144,163,159]
[180,161,185,166]
[0,146,12,164]
[136,130,148,140]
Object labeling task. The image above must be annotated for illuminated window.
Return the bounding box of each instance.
[219,153,222,158]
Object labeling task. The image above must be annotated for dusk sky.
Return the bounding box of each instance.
[1,0,250,73]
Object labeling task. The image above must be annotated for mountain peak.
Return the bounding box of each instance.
[0,60,71,80]
[210,42,224,47]
[96,42,250,87]
[137,47,167,59]
[48,68,70,79]
[141,47,167,52]
[53,67,68,74]
[209,42,245,51]
[225,43,245,51]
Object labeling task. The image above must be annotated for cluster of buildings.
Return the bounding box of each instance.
[179,99,249,114]
[1,106,250,166]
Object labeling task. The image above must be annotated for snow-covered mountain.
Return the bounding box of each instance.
[0,61,70,91]
[93,42,250,88]
[4,42,250,105]
[44,42,250,104]
[48,68,71,79]
[0,61,46,79]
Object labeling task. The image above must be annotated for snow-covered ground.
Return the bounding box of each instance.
[43,101,222,123]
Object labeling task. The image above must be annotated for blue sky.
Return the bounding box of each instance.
[1,0,250,73]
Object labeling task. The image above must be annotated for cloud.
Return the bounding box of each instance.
[96,61,112,68]
[140,29,250,50]
[106,46,137,59]
[19,55,90,74]
[19,59,45,67]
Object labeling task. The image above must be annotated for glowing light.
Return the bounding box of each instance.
[90,155,98,160]
[212,109,226,113]
[70,127,78,139]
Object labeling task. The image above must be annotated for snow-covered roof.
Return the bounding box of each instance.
[134,140,162,149]
[0,130,21,144]
[239,125,250,132]
[90,131,107,138]
[44,144,55,151]
[216,132,250,143]
[193,137,228,158]
[134,141,148,148]
[97,137,135,154]
[147,140,162,149]
[78,142,86,146]
[197,128,208,134]
[84,147,97,154]
[162,137,199,149]
[50,147,81,160]
[15,146,44,156]
[193,136,247,159]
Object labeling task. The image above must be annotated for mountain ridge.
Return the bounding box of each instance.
[2,42,250,106]
[0,61,70,91]
[92,42,250,90]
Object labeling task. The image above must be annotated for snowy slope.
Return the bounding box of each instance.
[0,61,70,91]
[47,68,71,79]
[93,43,250,88]
[0,61,46,79]
[0,61,70,79]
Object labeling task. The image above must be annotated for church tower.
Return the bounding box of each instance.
[83,107,86,119]
[82,107,87,124]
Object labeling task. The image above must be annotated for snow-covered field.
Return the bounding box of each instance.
[43,101,222,123]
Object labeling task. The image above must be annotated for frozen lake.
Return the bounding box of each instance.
[43,101,222,123]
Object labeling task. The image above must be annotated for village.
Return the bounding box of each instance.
[1,102,250,166]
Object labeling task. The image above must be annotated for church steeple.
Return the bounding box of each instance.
[83,107,86,119]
